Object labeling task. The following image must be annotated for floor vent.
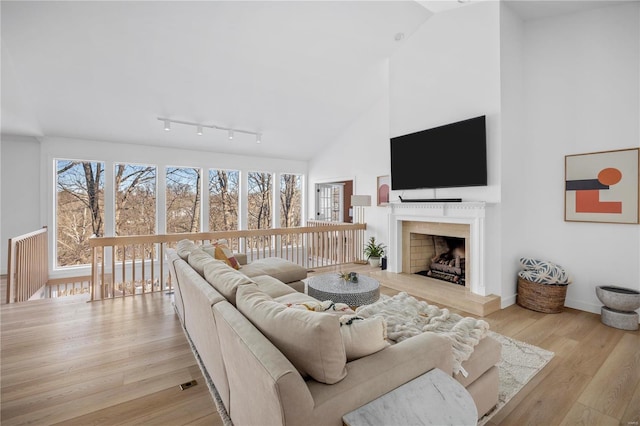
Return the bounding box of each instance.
[179,380,197,390]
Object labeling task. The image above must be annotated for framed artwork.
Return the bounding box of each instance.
[377,175,390,206]
[565,148,639,224]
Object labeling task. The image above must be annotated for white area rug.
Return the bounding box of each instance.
[478,331,555,425]
[356,292,490,375]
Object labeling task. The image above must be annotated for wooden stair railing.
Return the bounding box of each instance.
[6,227,49,303]
[89,223,366,301]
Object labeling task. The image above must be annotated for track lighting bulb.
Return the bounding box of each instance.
[157,118,261,144]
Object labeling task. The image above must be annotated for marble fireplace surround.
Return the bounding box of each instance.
[388,202,487,296]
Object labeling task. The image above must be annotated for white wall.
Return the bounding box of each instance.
[1,135,42,274]
[389,1,502,204]
[388,1,503,297]
[516,3,640,313]
[309,1,639,317]
[307,60,391,246]
[499,3,526,306]
[309,2,504,295]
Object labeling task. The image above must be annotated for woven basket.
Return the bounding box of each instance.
[516,276,569,314]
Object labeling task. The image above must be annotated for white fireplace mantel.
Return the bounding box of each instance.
[387,202,487,296]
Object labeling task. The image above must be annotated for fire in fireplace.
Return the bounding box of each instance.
[416,237,466,286]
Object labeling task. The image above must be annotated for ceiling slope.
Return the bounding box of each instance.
[1,1,431,160]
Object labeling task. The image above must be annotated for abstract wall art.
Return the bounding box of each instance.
[377,175,390,206]
[565,148,639,224]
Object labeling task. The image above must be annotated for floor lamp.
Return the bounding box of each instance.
[351,195,371,264]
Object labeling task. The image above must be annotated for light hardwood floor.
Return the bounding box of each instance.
[1,265,638,425]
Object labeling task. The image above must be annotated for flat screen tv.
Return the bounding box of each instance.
[390,115,487,190]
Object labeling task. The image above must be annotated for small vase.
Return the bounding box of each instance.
[368,257,381,267]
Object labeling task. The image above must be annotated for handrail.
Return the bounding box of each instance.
[6,227,49,303]
[89,223,366,301]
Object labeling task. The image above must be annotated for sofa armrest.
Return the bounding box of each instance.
[234,252,248,265]
[306,331,453,422]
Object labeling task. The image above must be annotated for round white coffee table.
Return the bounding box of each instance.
[307,273,380,307]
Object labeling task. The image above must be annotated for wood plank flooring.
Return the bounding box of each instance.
[1,264,638,425]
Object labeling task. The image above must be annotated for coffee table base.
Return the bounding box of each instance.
[307,274,380,307]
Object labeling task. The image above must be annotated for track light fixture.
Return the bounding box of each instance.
[158,117,262,144]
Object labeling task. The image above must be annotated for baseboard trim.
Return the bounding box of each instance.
[501,294,516,309]
[564,298,601,315]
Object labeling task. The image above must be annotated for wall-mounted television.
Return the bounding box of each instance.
[390,115,487,191]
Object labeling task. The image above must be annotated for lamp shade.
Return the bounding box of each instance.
[351,195,371,207]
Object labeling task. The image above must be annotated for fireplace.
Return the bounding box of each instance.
[388,202,487,296]
[414,235,466,286]
[402,221,471,289]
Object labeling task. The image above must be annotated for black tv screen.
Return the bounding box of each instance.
[390,115,487,190]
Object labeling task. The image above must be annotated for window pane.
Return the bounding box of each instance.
[209,169,239,231]
[280,174,302,227]
[115,164,156,236]
[56,159,105,267]
[248,171,272,230]
[166,167,201,233]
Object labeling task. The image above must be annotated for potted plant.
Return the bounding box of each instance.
[363,237,386,267]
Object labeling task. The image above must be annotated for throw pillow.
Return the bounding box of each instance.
[339,315,389,361]
[519,257,570,284]
[210,242,240,270]
[236,284,347,384]
[283,300,355,315]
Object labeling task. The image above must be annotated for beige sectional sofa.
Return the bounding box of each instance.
[166,240,500,425]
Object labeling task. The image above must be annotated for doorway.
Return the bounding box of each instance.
[314,180,354,223]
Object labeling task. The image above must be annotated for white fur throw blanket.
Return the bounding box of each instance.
[355,292,489,376]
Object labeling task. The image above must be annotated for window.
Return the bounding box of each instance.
[247,171,272,230]
[315,183,344,222]
[280,174,302,228]
[56,159,105,267]
[166,167,201,233]
[209,169,239,231]
[115,164,156,236]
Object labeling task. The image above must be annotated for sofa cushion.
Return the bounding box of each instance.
[236,284,347,385]
[339,316,389,361]
[274,292,324,305]
[454,335,501,387]
[252,275,297,299]
[188,248,218,276]
[177,239,198,261]
[240,257,307,283]
[203,260,254,306]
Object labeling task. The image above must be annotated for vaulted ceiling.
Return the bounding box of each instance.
[1,1,629,161]
[1,1,432,160]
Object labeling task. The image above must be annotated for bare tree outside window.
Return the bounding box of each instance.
[166,167,201,233]
[115,164,157,261]
[115,164,156,236]
[209,169,239,231]
[248,171,272,230]
[280,174,302,228]
[56,160,105,267]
